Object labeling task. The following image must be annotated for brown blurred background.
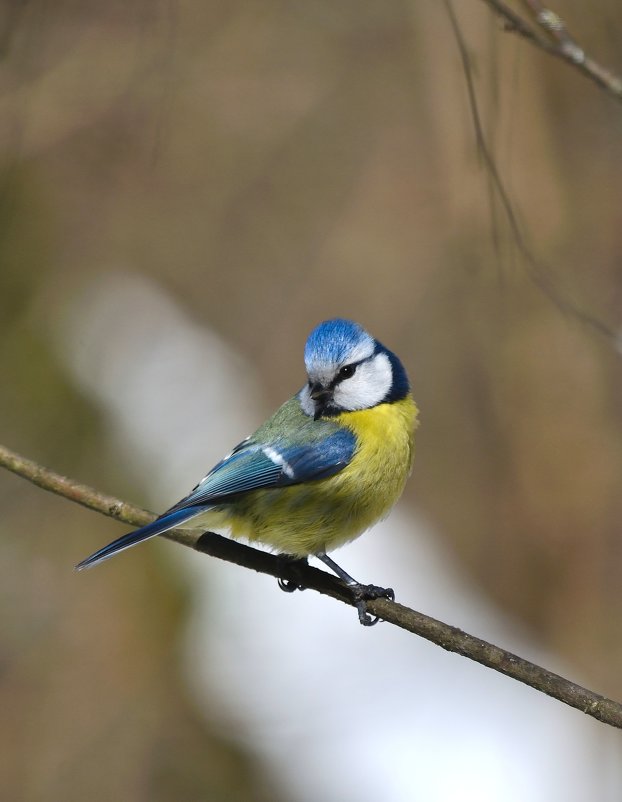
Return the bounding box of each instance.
[2,1,622,799]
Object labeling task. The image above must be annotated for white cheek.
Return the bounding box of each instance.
[299,385,315,417]
[333,353,392,410]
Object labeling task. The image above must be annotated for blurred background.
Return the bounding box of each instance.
[2,1,622,799]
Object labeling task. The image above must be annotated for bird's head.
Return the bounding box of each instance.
[299,319,410,420]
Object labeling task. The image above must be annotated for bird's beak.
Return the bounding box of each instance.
[309,382,333,419]
[309,382,332,402]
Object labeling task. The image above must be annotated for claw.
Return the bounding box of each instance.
[350,584,395,626]
[278,576,302,593]
[355,601,378,626]
[314,552,395,625]
[276,555,308,594]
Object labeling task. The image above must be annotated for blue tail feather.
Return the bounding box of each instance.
[75,507,202,570]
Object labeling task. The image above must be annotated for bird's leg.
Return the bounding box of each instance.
[315,553,395,626]
[276,554,308,593]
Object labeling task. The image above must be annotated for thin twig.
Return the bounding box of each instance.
[480,0,622,99]
[481,0,556,51]
[521,0,581,54]
[2,440,622,728]
[445,0,619,346]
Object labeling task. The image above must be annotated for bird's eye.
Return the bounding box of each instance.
[338,364,356,380]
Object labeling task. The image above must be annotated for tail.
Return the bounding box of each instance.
[75,507,202,570]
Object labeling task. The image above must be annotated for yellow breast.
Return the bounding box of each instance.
[225,395,418,556]
[332,395,418,523]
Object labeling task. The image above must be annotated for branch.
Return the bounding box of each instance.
[444,0,619,349]
[479,0,622,101]
[2,441,622,729]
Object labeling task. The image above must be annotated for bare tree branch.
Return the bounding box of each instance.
[2,441,622,728]
[480,0,622,100]
[445,0,619,348]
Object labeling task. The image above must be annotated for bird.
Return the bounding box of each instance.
[76,318,418,624]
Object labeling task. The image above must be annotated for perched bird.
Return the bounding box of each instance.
[77,319,418,624]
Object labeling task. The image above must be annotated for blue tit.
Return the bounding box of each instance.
[77,318,418,624]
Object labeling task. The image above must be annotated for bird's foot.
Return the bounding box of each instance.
[277,555,308,593]
[314,552,395,626]
[349,583,395,626]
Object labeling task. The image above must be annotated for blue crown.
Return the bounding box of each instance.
[304,319,372,368]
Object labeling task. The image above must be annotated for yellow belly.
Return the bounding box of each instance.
[223,396,418,556]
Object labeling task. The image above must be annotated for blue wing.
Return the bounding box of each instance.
[76,426,355,570]
[169,428,355,510]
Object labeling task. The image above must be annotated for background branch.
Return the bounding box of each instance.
[445,0,618,347]
[479,0,622,100]
[2,441,622,730]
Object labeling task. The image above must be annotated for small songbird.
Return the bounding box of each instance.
[77,319,418,624]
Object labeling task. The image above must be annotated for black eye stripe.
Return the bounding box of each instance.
[309,358,370,393]
[331,358,369,387]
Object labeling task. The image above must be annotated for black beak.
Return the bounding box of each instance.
[309,382,333,419]
[309,382,332,402]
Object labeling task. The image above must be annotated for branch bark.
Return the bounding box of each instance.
[2,441,622,729]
